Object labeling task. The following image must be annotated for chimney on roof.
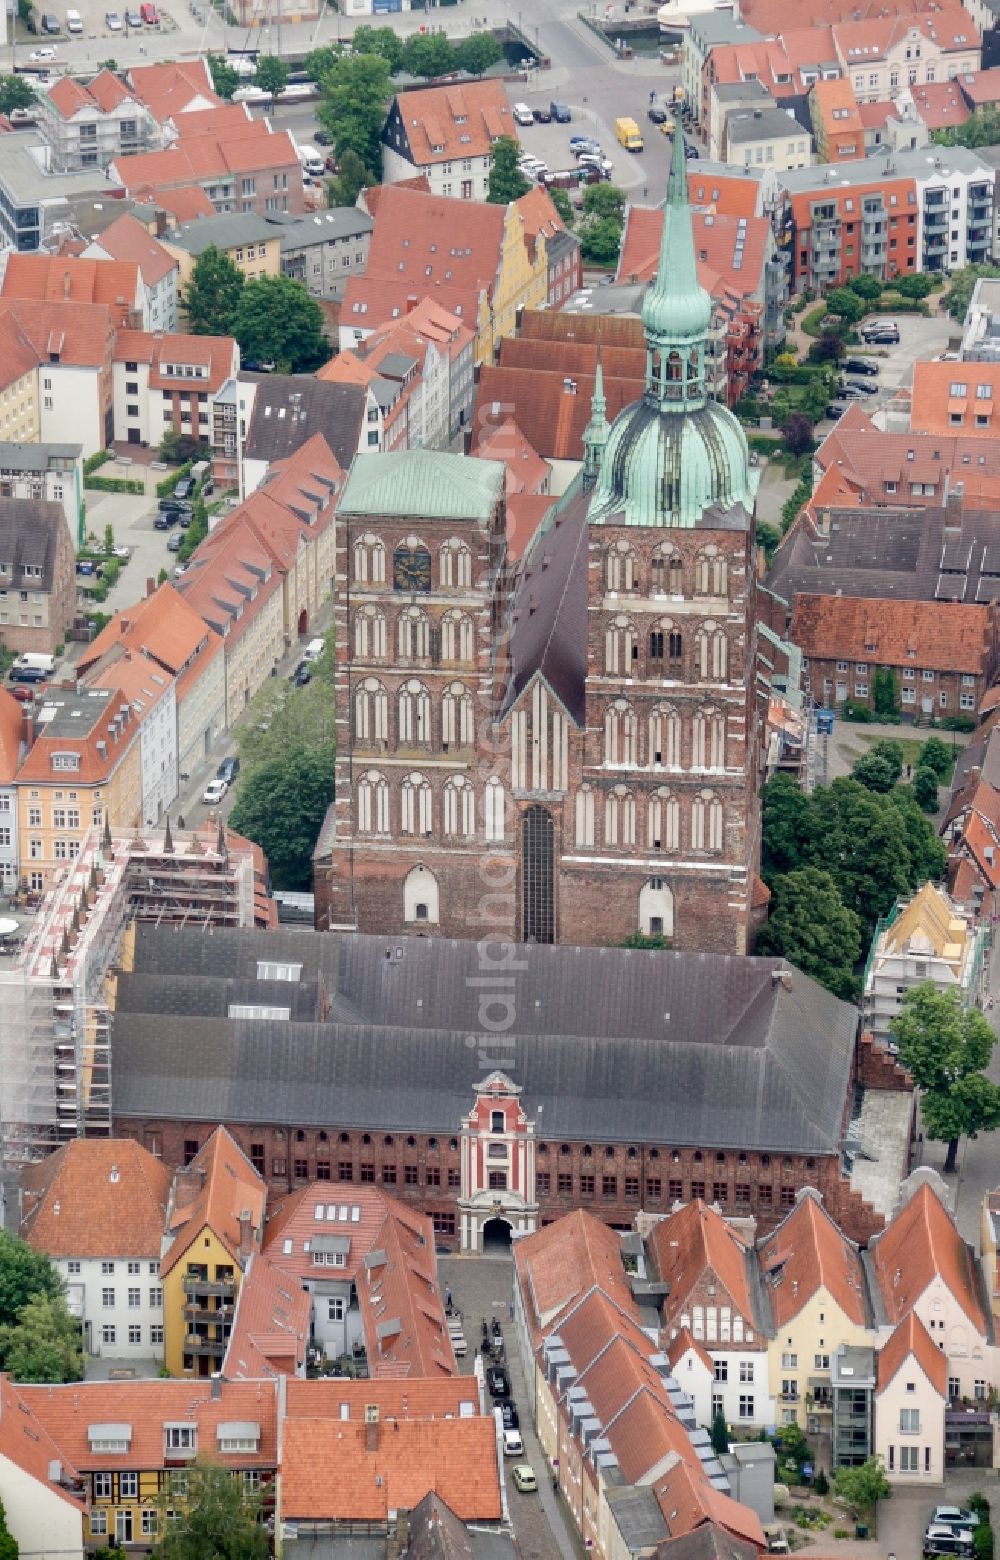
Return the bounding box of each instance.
[238,1208,254,1259]
[120,617,130,635]
[211,1373,222,1399]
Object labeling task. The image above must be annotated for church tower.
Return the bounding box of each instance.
[556,129,763,953]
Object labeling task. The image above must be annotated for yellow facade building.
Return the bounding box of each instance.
[162,212,282,317]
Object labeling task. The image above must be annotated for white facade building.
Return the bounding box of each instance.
[862,882,986,1044]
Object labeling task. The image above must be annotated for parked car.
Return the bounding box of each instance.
[569,135,601,155]
[105,9,122,25]
[153,512,175,530]
[577,152,613,176]
[648,105,667,123]
[109,544,130,559]
[291,661,312,687]
[40,13,60,29]
[173,475,196,500]
[685,142,700,158]
[825,402,849,419]
[502,1429,524,1457]
[863,329,900,345]
[166,531,183,552]
[139,0,158,20]
[9,684,40,703]
[842,356,879,377]
[314,129,331,145]
[924,1525,974,1558]
[124,6,142,20]
[550,101,571,122]
[861,320,899,343]
[500,1402,519,1430]
[512,102,533,127]
[511,1465,538,1494]
[216,755,240,785]
[30,44,57,58]
[159,496,191,514]
[840,380,878,399]
[933,1510,981,1531]
[76,559,95,575]
[202,777,228,805]
[487,1365,511,1399]
[532,105,551,122]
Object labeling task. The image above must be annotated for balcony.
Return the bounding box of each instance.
[184,1333,227,1357]
[924,212,948,231]
[183,1300,234,1324]
[925,234,947,252]
[182,1275,236,1300]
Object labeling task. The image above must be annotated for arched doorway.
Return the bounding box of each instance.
[298,608,308,637]
[521,804,554,943]
[482,1217,513,1254]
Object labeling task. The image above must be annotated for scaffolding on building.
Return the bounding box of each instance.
[0,820,274,1169]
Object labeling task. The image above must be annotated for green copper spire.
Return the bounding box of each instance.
[641,128,712,412]
[582,351,609,491]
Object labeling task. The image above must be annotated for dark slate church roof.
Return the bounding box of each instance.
[502,485,589,725]
[111,928,858,1157]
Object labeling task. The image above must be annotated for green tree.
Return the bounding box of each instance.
[230,745,334,891]
[826,777,913,936]
[456,31,503,75]
[180,246,244,337]
[896,271,933,299]
[304,43,344,83]
[888,787,947,884]
[0,1232,62,1330]
[207,54,239,100]
[351,24,403,70]
[760,775,826,884]
[826,286,865,324]
[847,272,883,301]
[0,76,34,116]
[0,1496,18,1560]
[852,746,901,794]
[920,735,953,779]
[326,147,373,209]
[755,867,862,1001]
[945,264,1000,321]
[154,1464,268,1560]
[710,1408,729,1456]
[812,330,845,363]
[233,275,329,374]
[912,765,940,812]
[317,51,392,177]
[871,665,899,718]
[401,32,456,77]
[549,187,574,227]
[236,646,335,776]
[582,182,626,224]
[780,413,814,456]
[487,135,529,203]
[0,1292,82,1383]
[580,216,622,267]
[834,1455,891,1515]
[254,54,289,100]
[891,985,1000,1172]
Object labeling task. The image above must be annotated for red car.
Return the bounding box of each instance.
[10,683,43,702]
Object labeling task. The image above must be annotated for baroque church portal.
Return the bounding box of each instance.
[315,132,764,952]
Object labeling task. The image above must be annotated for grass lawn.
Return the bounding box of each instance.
[838,729,966,784]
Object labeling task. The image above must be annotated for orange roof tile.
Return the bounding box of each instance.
[758,1190,867,1327]
[77,582,223,706]
[0,688,23,784]
[126,58,220,121]
[161,1126,264,1277]
[146,331,237,394]
[87,68,132,113]
[873,1181,986,1332]
[21,1378,278,1473]
[394,79,516,167]
[0,1375,85,1511]
[223,1250,311,1380]
[475,419,548,496]
[652,1455,765,1547]
[687,170,763,220]
[744,0,952,29]
[282,1416,501,1522]
[0,296,112,370]
[649,1201,758,1331]
[284,1377,479,1422]
[46,75,99,118]
[2,254,142,324]
[91,212,178,286]
[618,206,771,301]
[666,1327,714,1375]
[20,1138,170,1260]
[955,67,1000,105]
[791,593,993,677]
[911,360,1000,437]
[513,1209,633,1344]
[908,80,971,130]
[506,493,556,563]
[15,685,139,787]
[137,184,214,221]
[877,1310,948,1395]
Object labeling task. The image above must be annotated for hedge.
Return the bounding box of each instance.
[156,459,194,500]
[84,475,145,495]
[781,473,813,533]
[83,449,113,475]
[802,305,828,338]
[747,432,781,454]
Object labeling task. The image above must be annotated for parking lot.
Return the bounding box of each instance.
[812,306,958,434]
[79,485,189,617]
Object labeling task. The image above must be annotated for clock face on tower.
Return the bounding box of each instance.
[393,545,432,592]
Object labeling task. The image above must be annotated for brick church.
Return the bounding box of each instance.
[314,133,765,953]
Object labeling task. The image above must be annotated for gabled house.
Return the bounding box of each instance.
[20,1138,171,1362]
[874,1311,948,1484]
[381,79,517,201]
[0,1375,85,1559]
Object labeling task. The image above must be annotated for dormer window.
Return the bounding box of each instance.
[164,1425,197,1456]
[218,1422,261,1454]
[89,1424,131,1454]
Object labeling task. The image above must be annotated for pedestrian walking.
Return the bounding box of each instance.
[445,1285,453,1310]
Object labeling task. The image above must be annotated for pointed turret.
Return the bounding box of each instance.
[582,352,610,492]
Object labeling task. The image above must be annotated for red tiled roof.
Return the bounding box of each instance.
[908,80,971,130]
[136,184,215,221]
[911,360,1000,436]
[758,1190,867,1328]
[284,1377,480,1421]
[15,685,138,786]
[0,296,113,369]
[477,361,642,461]
[126,58,220,121]
[223,1250,311,1380]
[877,1310,948,1395]
[958,67,1000,106]
[145,331,237,394]
[791,592,993,676]
[506,493,556,562]
[20,1138,170,1260]
[617,206,771,301]
[0,1376,84,1511]
[47,75,99,118]
[112,125,297,194]
[0,688,22,783]
[21,1378,279,1473]
[77,581,223,707]
[2,255,141,325]
[873,1181,987,1332]
[687,170,763,219]
[91,212,178,286]
[666,1327,714,1376]
[281,1416,501,1522]
[743,0,956,29]
[513,1209,633,1345]
[394,79,515,167]
[833,3,978,61]
[649,1201,758,1331]
[87,68,132,113]
[161,1126,264,1277]
[475,419,548,496]
[653,1457,765,1548]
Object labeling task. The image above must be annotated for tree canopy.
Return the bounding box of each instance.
[834,1456,891,1513]
[0,1232,62,1330]
[230,744,334,891]
[206,54,238,100]
[0,1498,18,1560]
[487,136,530,203]
[825,287,865,324]
[316,51,392,178]
[233,275,329,374]
[154,1464,268,1560]
[401,31,456,78]
[549,187,574,227]
[945,264,1000,321]
[0,1292,82,1384]
[578,184,627,267]
[254,54,288,100]
[349,25,402,69]
[852,739,903,794]
[890,985,1000,1171]
[0,76,34,116]
[456,32,503,75]
[755,867,862,1001]
[326,147,374,209]
[180,246,244,338]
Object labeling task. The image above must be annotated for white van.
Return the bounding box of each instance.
[65,8,83,30]
[297,144,325,178]
[9,652,54,684]
[303,637,325,663]
[513,102,534,127]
